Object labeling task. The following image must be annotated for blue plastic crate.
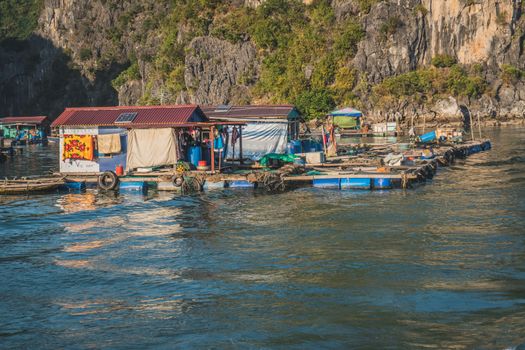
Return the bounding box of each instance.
[119,181,148,192]
[60,181,86,191]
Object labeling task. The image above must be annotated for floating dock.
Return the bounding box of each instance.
[46,139,491,194]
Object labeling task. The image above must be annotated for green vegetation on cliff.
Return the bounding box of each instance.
[122,0,365,117]
[117,0,488,119]
[1,0,508,121]
[373,64,486,109]
[0,0,43,40]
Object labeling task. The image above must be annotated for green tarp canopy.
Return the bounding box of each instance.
[330,107,362,129]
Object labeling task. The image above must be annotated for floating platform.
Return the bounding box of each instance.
[38,139,492,195]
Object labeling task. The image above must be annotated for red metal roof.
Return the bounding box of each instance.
[51,105,209,128]
[202,105,298,120]
[0,116,49,125]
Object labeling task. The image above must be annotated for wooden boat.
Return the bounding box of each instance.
[0,177,65,195]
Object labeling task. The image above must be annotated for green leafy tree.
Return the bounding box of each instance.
[295,89,335,120]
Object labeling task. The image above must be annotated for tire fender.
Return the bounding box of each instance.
[172,176,184,188]
[98,171,119,190]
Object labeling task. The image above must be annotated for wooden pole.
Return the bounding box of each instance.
[477,113,482,139]
[385,111,388,137]
[210,125,215,173]
[422,114,426,134]
[239,126,243,165]
[469,110,475,140]
[232,139,235,164]
[218,145,222,172]
[321,125,327,155]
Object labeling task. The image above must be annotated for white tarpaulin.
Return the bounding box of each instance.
[227,122,288,160]
[126,128,178,170]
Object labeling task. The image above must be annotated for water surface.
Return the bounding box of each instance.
[1,128,524,349]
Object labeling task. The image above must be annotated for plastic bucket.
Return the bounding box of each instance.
[115,165,124,176]
[189,146,202,168]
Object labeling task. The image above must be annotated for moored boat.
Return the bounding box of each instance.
[0,177,65,195]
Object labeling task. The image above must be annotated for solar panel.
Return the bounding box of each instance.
[115,112,138,123]
[215,105,231,112]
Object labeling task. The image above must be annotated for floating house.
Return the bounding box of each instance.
[202,105,301,160]
[0,116,50,143]
[330,108,362,130]
[51,105,243,174]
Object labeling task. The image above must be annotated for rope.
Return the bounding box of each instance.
[181,173,206,194]
[401,172,409,189]
[253,164,305,192]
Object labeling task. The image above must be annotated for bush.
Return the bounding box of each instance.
[79,48,92,61]
[295,89,335,121]
[373,64,486,103]
[496,11,509,26]
[356,0,380,14]
[333,19,365,59]
[112,62,141,89]
[501,64,524,84]
[380,16,403,39]
[431,54,457,68]
[413,4,428,16]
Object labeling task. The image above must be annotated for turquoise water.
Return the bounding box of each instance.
[1,128,524,349]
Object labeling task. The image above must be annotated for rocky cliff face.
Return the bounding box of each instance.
[0,0,524,126]
[351,0,525,124]
[182,37,258,105]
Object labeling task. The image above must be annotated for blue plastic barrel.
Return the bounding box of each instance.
[341,178,371,190]
[189,146,202,168]
[373,178,393,190]
[293,140,302,154]
[419,131,437,143]
[301,140,310,152]
[203,181,226,190]
[287,142,295,155]
[313,178,341,188]
[226,180,257,189]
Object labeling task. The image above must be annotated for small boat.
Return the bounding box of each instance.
[0,177,65,195]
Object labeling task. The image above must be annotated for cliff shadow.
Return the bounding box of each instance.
[0,35,124,119]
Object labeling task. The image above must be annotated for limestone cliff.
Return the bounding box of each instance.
[0,0,523,127]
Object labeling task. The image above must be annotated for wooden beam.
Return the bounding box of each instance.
[239,126,244,165]
[210,125,215,173]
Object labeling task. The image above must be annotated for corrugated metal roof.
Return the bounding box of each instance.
[51,105,208,127]
[202,105,297,120]
[0,116,49,125]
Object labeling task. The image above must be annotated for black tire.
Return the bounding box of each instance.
[172,176,184,188]
[98,171,119,190]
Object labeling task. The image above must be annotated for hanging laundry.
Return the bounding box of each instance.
[231,126,240,146]
[213,130,224,151]
[97,134,121,154]
[63,135,95,161]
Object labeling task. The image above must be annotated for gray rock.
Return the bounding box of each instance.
[184,36,258,105]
